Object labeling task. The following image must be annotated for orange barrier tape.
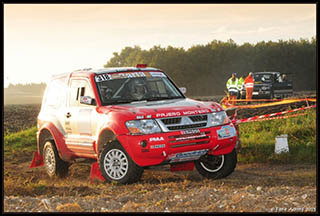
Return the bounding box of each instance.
[223,98,316,109]
[229,98,283,102]
[240,113,307,123]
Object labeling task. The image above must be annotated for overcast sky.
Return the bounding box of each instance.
[4,4,316,87]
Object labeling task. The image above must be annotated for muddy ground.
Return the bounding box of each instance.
[3,156,317,213]
[3,95,317,213]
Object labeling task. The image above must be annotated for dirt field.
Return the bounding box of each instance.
[3,159,317,213]
[3,104,41,134]
[3,96,317,213]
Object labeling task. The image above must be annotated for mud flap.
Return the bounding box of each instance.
[233,119,241,153]
[90,162,105,182]
[30,151,44,168]
[170,161,194,172]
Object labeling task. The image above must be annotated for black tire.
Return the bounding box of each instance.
[270,91,274,99]
[43,140,70,178]
[99,141,144,184]
[195,149,237,179]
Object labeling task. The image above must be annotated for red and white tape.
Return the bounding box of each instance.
[243,113,307,122]
[236,105,316,124]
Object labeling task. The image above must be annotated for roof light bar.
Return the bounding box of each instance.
[136,64,147,68]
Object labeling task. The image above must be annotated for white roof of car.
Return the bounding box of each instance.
[75,67,162,74]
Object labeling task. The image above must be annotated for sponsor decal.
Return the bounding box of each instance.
[182,109,209,115]
[156,109,210,118]
[149,137,164,142]
[95,71,166,82]
[149,72,166,77]
[150,144,166,149]
[181,129,200,135]
[217,125,236,139]
[141,149,150,152]
[156,112,181,118]
[136,115,144,119]
[175,134,206,141]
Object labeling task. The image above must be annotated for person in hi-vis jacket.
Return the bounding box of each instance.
[226,72,239,105]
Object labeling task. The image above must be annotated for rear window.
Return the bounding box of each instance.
[43,77,67,108]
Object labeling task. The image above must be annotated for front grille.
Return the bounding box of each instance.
[189,115,208,122]
[161,117,181,125]
[156,114,209,132]
[167,123,207,131]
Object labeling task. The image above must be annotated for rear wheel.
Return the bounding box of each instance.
[99,141,144,184]
[195,149,237,179]
[43,140,70,178]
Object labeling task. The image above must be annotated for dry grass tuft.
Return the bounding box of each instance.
[56,203,84,212]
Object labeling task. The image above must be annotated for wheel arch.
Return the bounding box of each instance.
[38,128,53,155]
[97,128,118,155]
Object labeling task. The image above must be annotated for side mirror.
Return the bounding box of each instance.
[179,87,187,94]
[80,96,96,106]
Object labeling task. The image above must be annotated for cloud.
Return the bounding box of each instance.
[212,26,278,36]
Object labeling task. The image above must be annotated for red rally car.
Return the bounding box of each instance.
[31,64,240,184]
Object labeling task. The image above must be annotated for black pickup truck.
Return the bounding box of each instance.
[240,72,293,99]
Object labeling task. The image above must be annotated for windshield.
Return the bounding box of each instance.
[95,71,184,105]
[253,73,275,83]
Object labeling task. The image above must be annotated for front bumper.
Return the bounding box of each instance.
[117,123,237,167]
[252,90,271,98]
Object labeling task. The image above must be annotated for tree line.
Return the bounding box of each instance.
[104,37,316,96]
[6,83,46,93]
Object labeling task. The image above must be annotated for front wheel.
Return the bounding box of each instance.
[195,149,237,179]
[269,91,274,99]
[99,141,144,184]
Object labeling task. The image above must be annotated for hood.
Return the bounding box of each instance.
[97,98,223,119]
[254,81,272,86]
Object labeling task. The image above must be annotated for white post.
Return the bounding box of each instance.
[275,134,289,154]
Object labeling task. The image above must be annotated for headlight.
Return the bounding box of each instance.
[210,111,230,126]
[262,86,270,90]
[125,119,161,135]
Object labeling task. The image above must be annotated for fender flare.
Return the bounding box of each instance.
[96,127,136,163]
[38,122,71,161]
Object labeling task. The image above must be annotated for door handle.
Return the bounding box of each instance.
[66,112,71,118]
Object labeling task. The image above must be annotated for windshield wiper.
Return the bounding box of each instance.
[105,99,135,105]
[146,96,184,101]
[130,100,147,104]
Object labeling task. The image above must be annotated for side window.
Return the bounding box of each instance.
[69,79,95,107]
[156,82,167,95]
[147,79,169,97]
[44,78,66,108]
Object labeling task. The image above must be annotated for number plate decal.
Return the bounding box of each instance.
[217,125,236,140]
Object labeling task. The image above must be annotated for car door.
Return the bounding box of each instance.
[272,73,293,98]
[65,78,97,156]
